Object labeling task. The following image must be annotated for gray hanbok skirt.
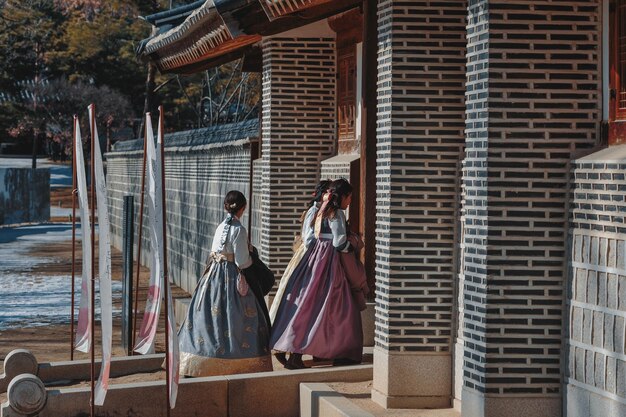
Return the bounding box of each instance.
[178,253,272,377]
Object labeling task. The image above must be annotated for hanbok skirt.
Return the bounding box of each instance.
[178,257,273,377]
[269,243,307,324]
[270,238,363,361]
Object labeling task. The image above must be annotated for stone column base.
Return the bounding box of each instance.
[372,348,451,409]
[461,387,560,417]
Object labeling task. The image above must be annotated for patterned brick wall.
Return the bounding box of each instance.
[567,149,626,417]
[461,0,600,411]
[374,0,466,355]
[259,37,336,276]
[106,122,255,294]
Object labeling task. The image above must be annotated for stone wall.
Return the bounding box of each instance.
[567,146,626,417]
[461,2,600,416]
[106,120,257,294]
[373,0,467,408]
[258,36,336,276]
[0,168,50,225]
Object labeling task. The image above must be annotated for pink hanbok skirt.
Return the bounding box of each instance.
[269,238,363,361]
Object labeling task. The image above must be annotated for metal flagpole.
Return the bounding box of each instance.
[132,118,149,353]
[159,106,171,416]
[89,104,96,417]
[70,115,78,361]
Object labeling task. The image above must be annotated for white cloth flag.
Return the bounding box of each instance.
[74,119,92,353]
[158,114,179,408]
[134,114,163,355]
[89,105,113,406]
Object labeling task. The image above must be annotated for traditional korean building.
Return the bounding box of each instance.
[114,1,626,416]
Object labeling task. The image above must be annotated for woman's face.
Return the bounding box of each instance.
[340,193,352,209]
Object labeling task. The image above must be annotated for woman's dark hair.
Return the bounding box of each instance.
[224,190,247,216]
[309,179,332,207]
[320,178,352,220]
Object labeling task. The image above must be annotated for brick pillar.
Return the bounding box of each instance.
[259,36,336,276]
[461,2,600,417]
[372,0,467,408]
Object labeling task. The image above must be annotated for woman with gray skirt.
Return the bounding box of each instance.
[178,190,273,377]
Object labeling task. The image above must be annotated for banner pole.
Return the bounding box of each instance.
[70,115,78,361]
[159,106,171,416]
[132,117,149,352]
[89,104,96,417]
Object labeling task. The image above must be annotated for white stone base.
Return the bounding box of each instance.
[372,348,451,409]
[461,388,561,417]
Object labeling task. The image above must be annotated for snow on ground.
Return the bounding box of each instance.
[0,157,72,188]
[0,224,121,330]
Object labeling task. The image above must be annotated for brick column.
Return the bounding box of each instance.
[259,36,336,276]
[372,0,467,408]
[461,2,600,417]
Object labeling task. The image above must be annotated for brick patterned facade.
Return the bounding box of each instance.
[567,149,626,417]
[461,1,600,415]
[373,0,467,408]
[106,127,253,294]
[259,37,336,276]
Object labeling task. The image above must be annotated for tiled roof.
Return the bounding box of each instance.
[111,118,259,152]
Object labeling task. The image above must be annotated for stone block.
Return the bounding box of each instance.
[608,274,618,309]
[614,317,625,355]
[608,239,617,268]
[583,310,593,345]
[565,384,590,417]
[372,348,451,408]
[619,276,626,310]
[594,352,605,390]
[583,235,591,263]
[572,306,583,341]
[617,240,626,270]
[575,347,585,382]
[574,234,583,262]
[593,311,604,347]
[300,382,375,417]
[599,237,608,267]
[37,354,164,384]
[598,273,607,307]
[39,376,228,417]
[604,314,615,351]
[617,360,626,398]
[576,269,587,302]
[590,236,600,265]
[606,357,617,394]
[589,388,626,417]
[461,388,561,417]
[585,350,595,386]
[227,365,372,417]
[587,271,598,305]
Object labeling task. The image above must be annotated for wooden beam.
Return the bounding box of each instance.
[359,0,377,295]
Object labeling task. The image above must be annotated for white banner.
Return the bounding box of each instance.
[74,118,92,353]
[134,113,163,355]
[158,114,179,408]
[89,105,113,406]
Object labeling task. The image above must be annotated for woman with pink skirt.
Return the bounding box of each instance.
[270,178,364,369]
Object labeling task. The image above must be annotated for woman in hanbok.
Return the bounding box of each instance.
[270,179,331,366]
[270,178,366,369]
[178,191,273,377]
